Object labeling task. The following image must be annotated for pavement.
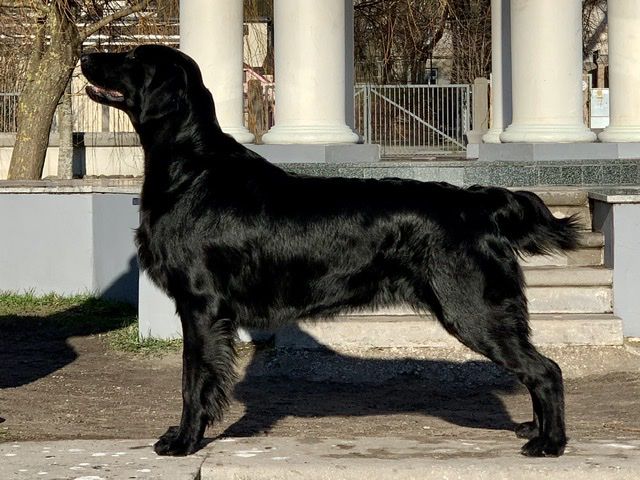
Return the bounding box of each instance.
[2,343,640,479]
[0,439,205,480]
[2,436,640,480]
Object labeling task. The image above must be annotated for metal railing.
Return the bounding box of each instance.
[0,93,18,133]
[2,83,472,157]
[354,84,472,156]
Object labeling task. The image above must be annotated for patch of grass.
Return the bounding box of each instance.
[0,291,92,316]
[104,321,183,356]
[0,292,182,356]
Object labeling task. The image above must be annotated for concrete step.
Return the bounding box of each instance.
[524,266,611,286]
[530,188,592,230]
[520,231,604,267]
[548,204,592,230]
[532,188,588,206]
[527,285,612,313]
[275,313,623,350]
[328,267,613,314]
[524,267,612,313]
[201,437,640,480]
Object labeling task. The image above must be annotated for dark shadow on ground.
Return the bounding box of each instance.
[0,259,139,389]
[0,298,136,389]
[221,326,523,439]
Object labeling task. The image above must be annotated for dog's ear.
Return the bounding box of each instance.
[139,67,187,124]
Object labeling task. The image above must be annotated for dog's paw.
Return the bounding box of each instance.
[520,436,566,457]
[515,421,539,439]
[154,426,199,456]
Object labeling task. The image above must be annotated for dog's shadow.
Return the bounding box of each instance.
[221,326,522,438]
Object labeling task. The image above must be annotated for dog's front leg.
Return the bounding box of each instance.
[154,303,237,456]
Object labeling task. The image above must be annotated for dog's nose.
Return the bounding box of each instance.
[81,53,91,65]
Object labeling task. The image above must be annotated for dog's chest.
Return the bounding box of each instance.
[136,212,194,291]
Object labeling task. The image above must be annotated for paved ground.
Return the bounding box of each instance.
[0,439,205,480]
[2,436,640,479]
[2,328,640,479]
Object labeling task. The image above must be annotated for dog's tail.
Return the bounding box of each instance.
[477,187,582,256]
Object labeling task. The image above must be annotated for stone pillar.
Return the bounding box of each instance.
[500,0,595,143]
[180,0,254,143]
[482,0,511,143]
[599,0,640,142]
[262,0,359,144]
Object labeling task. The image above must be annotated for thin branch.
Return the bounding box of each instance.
[81,0,150,39]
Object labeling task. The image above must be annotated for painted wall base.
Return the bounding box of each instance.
[591,188,640,337]
[0,189,139,304]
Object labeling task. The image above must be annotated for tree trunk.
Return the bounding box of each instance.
[7,5,80,180]
[57,79,73,179]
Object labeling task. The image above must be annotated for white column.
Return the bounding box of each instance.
[599,0,640,142]
[482,0,511,143]
[262,0,359,144]
[500,0,595,143]
[180,0,254,143]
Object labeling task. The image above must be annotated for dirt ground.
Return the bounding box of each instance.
[2,324,640,448]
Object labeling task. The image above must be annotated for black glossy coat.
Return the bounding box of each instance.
[81,45,580,458]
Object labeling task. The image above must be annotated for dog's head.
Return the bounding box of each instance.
[81,45,210,130]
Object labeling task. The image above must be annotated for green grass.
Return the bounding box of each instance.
[0,291,182,356]
[105,320,183,355]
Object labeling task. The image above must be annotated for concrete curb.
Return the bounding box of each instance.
[200,436,640,480]
[0,439,205,480]
[4,436,639,480]
[275,314,623,350]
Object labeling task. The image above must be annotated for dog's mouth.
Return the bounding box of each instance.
[86,84,125,104]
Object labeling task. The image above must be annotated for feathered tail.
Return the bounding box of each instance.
[474,187,582,256]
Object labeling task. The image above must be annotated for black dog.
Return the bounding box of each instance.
[81,45,580,458]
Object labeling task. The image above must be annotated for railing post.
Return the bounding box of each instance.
[364,85,371,144]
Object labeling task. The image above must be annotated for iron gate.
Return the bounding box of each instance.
[354,84,471,156]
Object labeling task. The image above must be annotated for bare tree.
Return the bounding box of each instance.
[445,0,491,84]
[582,0,607,61]
[0,1,157,180]
[354,0,447,84]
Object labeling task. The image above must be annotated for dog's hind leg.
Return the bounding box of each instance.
[154,299,237,456]
[425,256,566,457]
[515,386,542,439]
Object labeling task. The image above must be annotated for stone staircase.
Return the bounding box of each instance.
[277,188,623,350]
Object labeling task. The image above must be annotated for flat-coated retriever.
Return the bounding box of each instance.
[81,45,580,458]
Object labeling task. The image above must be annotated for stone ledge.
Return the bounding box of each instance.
[476,142,640,161]
[588,187,640,203]
[0,178,142,194]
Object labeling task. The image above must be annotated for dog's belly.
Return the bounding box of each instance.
[222,256,416,329]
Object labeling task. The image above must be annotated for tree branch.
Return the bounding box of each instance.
[0,0,49,14]
[81,0,150,40]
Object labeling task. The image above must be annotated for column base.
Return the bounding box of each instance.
[598,125,640,143]
[500,124,596,143]
[221,125,255,144]
[482,129,503,143]
[262,124,359,145]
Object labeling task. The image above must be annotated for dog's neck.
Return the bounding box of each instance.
[136,110,241,208]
